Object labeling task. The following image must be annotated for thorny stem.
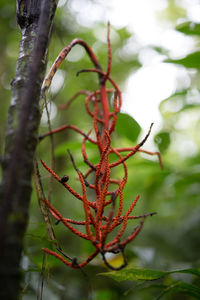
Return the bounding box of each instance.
[39,24,163,270]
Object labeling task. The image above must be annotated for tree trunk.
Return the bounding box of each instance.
[0,0,57,298]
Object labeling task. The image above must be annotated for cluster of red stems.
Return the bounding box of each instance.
[40,24,163,270]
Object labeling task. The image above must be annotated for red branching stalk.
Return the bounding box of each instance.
[40,25,163,270]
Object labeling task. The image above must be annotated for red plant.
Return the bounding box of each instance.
[40,24,163,270]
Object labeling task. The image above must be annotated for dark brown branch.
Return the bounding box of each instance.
[0,0,57,298]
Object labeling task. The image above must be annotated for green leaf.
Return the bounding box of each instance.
[175,268,200,277]
[116,113,141,142]
[154,132,170,153]
[156,282,200,300]
[176,21,200,36]
[99,268,168,282]
[99,267,200,283]
[165,51,200,69]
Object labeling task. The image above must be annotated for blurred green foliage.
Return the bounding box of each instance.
[0,1,200,300]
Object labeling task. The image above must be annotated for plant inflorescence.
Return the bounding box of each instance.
[39,24,163,270]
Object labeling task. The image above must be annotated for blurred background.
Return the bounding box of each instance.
[0,0,200,299]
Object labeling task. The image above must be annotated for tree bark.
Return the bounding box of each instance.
[0,0,57,298]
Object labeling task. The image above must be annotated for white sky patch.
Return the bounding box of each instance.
[122,63,177,131]
[104,0,167,33]
[68,0,105,27]
[186,1,200,22]
[159,29,196,58]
